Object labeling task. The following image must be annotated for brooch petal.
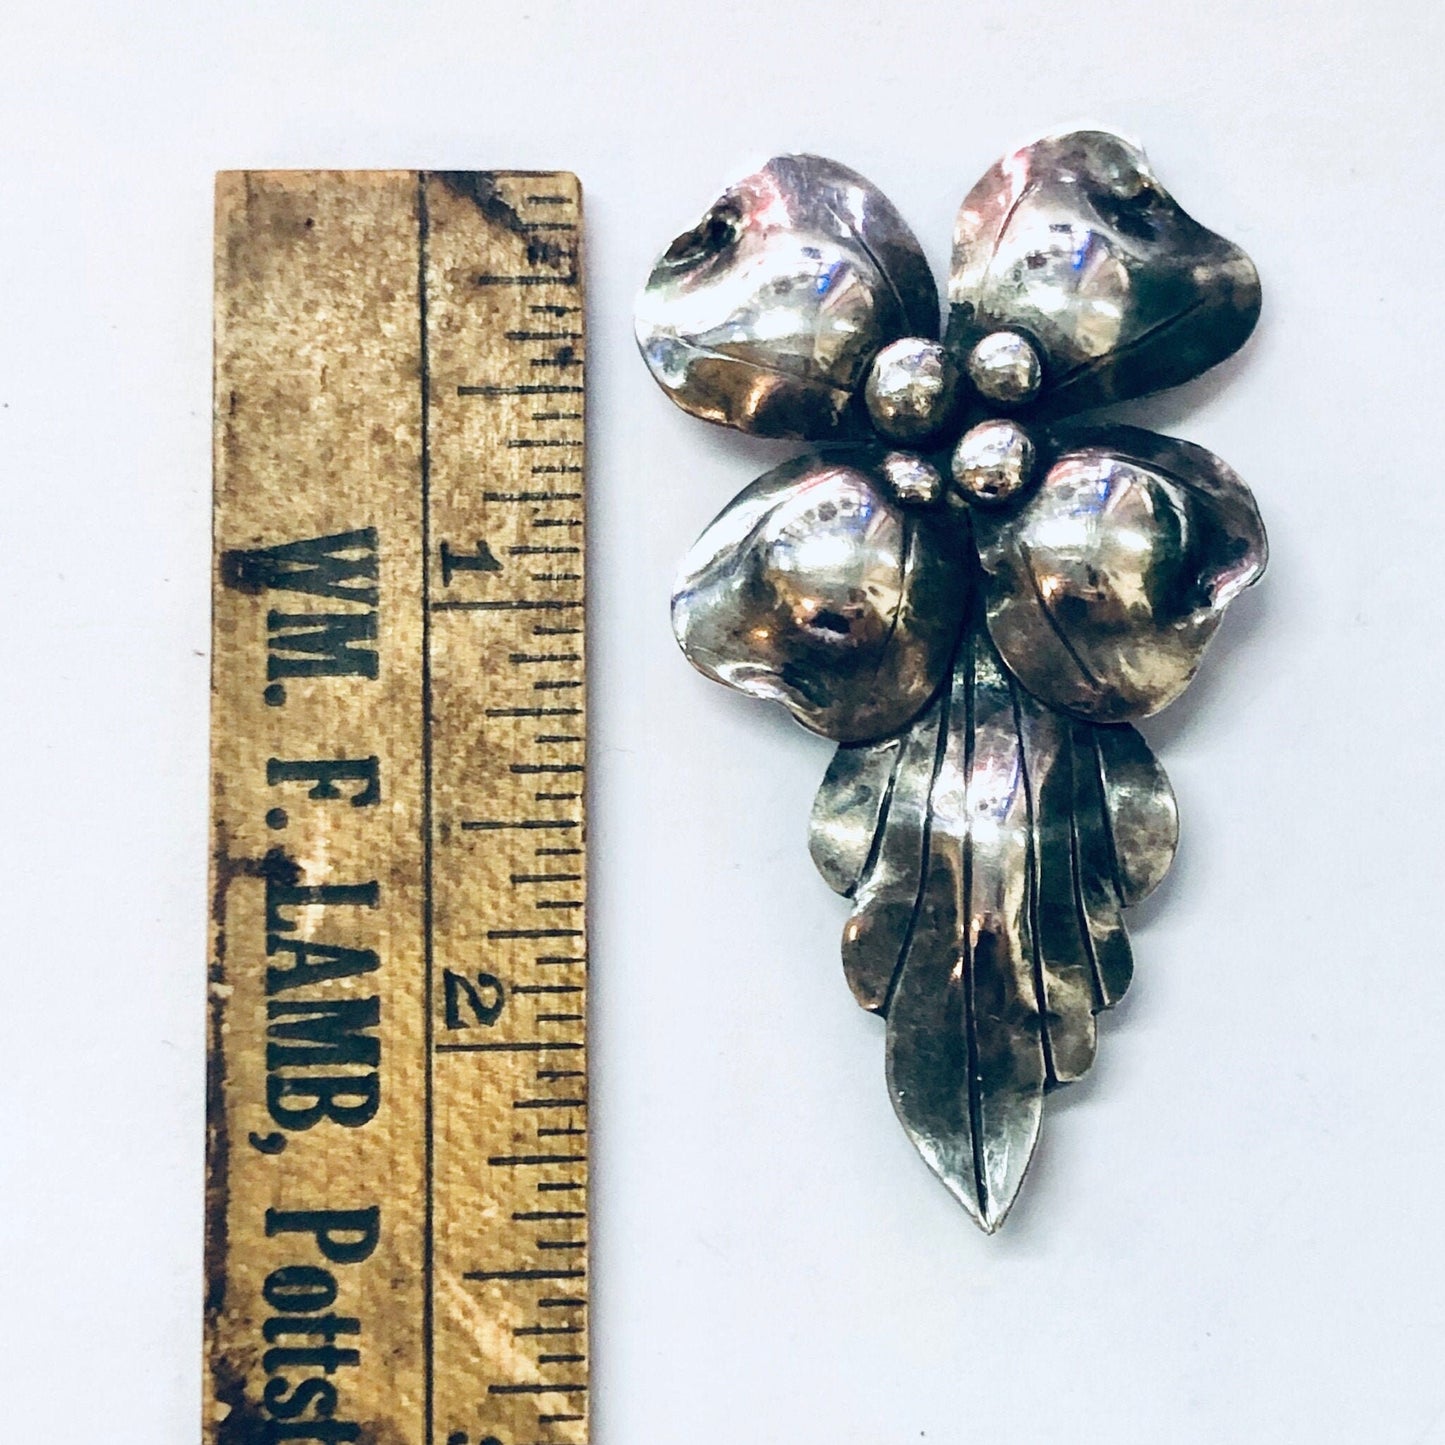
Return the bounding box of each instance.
[637,155,938,439]
[947,130,1260,416]
[671,452,969,742]
[974,424,1267,722]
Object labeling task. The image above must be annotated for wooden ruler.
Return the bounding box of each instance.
[207,171,587,1445]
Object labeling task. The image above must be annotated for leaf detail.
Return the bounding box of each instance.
[810,619,1177,1230]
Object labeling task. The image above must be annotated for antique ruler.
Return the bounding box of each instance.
[207,171,587,1445]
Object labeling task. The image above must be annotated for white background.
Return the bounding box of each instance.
[2,2,1443,1441]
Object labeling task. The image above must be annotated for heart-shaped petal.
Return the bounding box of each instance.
[948,130,1260,415]
[672,453,969,742]
[637,155,938,439]
[974,424,1267,722]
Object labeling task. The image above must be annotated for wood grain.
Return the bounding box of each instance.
[208,170,586,1445]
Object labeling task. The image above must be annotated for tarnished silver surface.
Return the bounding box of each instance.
[880,450,945,507]
[975,424,1267,722]
[807,620,1176,1229]
[1096,724,1178,904]
[948,130,1261,415]
[864,337,959,443]
[834,700,942,1013]
[641,129,1266,1231]
[671,453,969,743]
[884,631,1047,1230]
[965,329,1042,406]
[637,154,938,439]
[950,418,1036,505]
[809,735,903,899]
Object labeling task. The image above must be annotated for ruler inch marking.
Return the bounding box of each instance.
[207,168,587,1445]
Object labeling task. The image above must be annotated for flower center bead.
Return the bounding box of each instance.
[879,450,945,506]
[964,330,1043,407]
[864,337,960,444]
[951,419,1036,505]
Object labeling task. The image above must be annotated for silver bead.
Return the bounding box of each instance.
[950,420,1036,505]
[671,453,969,743]
[948,130,1260,415]
[864,337,959,443]
[965,329,1042,406]
[879,450,944,507]
[974,424,1267,721]
[636,155,938,439]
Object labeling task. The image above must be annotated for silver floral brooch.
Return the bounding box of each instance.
[636,130,1267,1231]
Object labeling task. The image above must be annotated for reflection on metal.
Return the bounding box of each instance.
[975,425,1267,722]
[639,129,1266,1230]
[951,418,1036,507]
[864,337,960,443]
[965,329,1042,407]
[636,154,938,438]
[947,130,1261,417]
[671,452,971,743]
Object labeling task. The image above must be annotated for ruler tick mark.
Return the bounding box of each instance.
[488,705,582,717]
[475,273,579,287]
[485,1155,588,1168]
[462,818,578,831]
[436,1040,583,1054]
[467,1268,585,1283]
[433,598,582,612]
[487,490,582,501]
[458,383,583,397]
